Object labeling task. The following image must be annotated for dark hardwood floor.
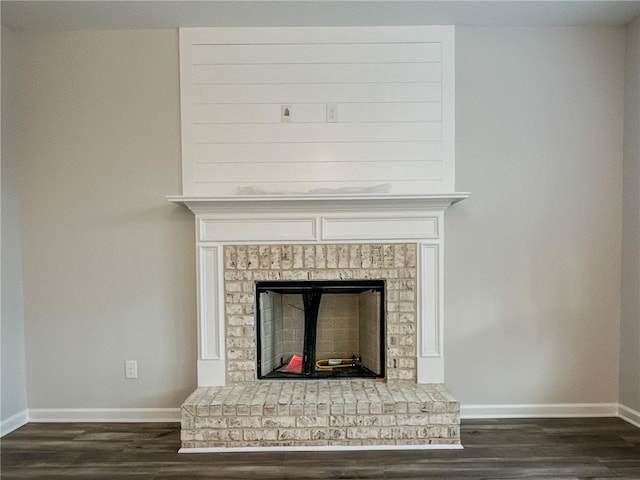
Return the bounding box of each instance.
[1,418,638,479]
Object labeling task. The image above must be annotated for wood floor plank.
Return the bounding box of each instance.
[1,418,638,480]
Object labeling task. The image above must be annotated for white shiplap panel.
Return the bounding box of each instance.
[193,83,441,104]
[194,104,324,124]
[338,103,441,123]
[193,123,442,144]
[193,103,441,124]
[179,27,455,196]
[193,180,447,196]
[192,43,442,65]
[194,160,442,183]
[193,63,441,84]
[194,142,442,164]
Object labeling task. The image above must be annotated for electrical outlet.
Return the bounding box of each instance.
[327,103,338,123]
[125,360,138,379]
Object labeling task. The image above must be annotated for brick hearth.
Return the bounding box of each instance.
[181,381,460,449]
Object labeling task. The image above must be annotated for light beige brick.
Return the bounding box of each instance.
[228,416,261,428]
[315,245,326,268]
[247,246,259,270]
[226,304,243,315]
[393,244,405,267]
[310,429,328,440]
[195,405,209,417]
[326,245,338,268]
[347,427,380,439]
[360,245,372,268]
[224,246,237,270]
[371,245,383,268]
[236,246,248,270]
[258,246,271,269]
[226,372,244,383]
[280,245,292,269]
[244,429,278,441]
[292,245,304,269]
[304,245,315,268]
[349,245,361,268]
[383,244,394,268]
[270,246,281,269]
[338,245,349,268]
[297,416,328,427]
[262,416,296,428]
[278,429,310,440]
[405,244,417,267]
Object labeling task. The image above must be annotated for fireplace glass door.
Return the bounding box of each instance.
[256,280,385,379]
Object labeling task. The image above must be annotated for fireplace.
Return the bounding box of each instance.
[256,280,385,379]
[170,195,467,451]
[172,25,466,451]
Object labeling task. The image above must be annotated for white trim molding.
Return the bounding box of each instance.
[180,443,463,454]
[1,409,29,437]
[27,408,181,423]
[461,403,620,419]
[197,245,224,360]
[200,217,317,243]
[169,194,470,215]
[3,404,635,431]
[417,241,445,384]
[322,214,439,241]
[196,245,227,386]
[618,403,640,428]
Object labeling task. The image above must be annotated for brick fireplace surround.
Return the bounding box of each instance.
[224,243,418,383]
[170,195,467,452]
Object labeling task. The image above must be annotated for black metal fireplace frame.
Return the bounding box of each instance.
[255,279,386,380]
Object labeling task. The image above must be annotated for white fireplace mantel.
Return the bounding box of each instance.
[169,192,468,386]
[168,193,469,215]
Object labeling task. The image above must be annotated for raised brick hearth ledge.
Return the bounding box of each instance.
[181,380,461,451]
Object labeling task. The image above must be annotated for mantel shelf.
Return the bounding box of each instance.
[167,193,470,214]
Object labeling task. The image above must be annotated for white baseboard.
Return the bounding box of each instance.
[1,409,29,437]
[28,408,181,423]
[11,404,639,428]
[461,403,619,419]
[618,403,640,428]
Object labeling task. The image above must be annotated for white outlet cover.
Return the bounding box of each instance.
[125,360,138,379]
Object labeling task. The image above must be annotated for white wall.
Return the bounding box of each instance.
[15,30,197,409]
[10,26,628,411]
[621,16,640,414]
[447,27,624,405]
[1,26,29,426]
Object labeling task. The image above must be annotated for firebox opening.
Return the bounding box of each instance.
[256,280,385,380]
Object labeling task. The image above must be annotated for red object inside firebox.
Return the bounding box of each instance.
[280,354,303,374]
